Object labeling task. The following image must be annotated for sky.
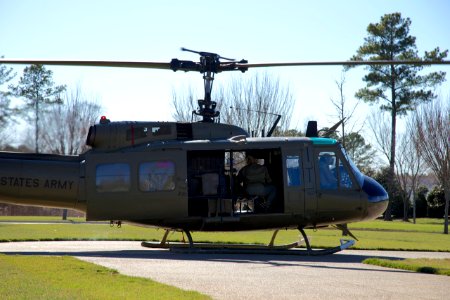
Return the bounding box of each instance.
[1,0,449,135]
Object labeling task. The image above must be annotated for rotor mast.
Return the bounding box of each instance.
[170,48,248,122]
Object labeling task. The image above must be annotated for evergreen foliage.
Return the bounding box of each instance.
[348,13,447,220]
[9,65,66,153]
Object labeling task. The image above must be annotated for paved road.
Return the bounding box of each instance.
[1,241,449,299]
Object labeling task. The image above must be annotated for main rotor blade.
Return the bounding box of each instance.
[2,58,449,70]
[240,60,450,68]
[0,59,172,69]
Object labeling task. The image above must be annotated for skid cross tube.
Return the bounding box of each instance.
[141,227,355,255]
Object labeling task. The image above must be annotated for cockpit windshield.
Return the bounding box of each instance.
[340,146,364,187]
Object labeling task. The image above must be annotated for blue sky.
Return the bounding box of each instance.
[1,0,449,131]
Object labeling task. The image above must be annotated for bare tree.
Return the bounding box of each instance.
[330,73,376,173]
[222,73,294,136]
[330,72,361,147]
[410,98,449,233]
[0,58,16,148]
[395,130,426,222]
[370,110,427,221]
[172,87,198,122]
[39,87,102,155]
[172,72,295,136]
[368,111,391,163]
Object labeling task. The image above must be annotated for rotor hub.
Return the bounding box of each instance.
[170,48,248,122]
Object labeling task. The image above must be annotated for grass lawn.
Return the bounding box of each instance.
[0,216,86,222]
[348,218,446,233]
[0,217,449,252]
[0,254,209,299]
[363,258,450,276]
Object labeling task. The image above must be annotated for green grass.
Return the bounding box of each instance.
[348,218,445,233]
[0,215,86,222]
[363,258,450,276]
[1,217,449,251]
[301,228,450,251]
[0,254,209,299]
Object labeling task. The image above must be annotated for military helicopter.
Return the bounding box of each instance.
[1,49,447,255]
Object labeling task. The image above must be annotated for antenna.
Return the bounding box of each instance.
[230,107,281,137]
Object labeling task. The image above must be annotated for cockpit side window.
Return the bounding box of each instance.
[317,151,355,190]
[318,152,337,190]
[340,146,364,187]
[338,158,353,188]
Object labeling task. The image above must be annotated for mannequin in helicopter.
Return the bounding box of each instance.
[237,155,276,212]
[318,153,338,190]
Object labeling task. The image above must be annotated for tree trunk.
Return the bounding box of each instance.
[444,186,449,234]
[384,201,393,221]
[403,198,409,221]
[385,73,397,221]
[35,97,39,153]
[384,113,396,221]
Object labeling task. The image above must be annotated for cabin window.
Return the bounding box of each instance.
[286,155,302,186]
[318,152,338,190]
[96,163,130,192]
[139,161,175,192]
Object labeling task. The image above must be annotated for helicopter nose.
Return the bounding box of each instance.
[362,175,389,220]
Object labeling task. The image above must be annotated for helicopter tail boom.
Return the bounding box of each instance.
[0,152,84,212]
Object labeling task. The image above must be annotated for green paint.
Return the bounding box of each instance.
[310,137,337,145]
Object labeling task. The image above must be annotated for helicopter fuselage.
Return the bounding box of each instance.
[0,121,388,231]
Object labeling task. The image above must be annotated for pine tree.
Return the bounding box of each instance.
[348,13,447,220]
[9,65,66,153]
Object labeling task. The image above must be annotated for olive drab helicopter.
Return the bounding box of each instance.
[1,49,448,255]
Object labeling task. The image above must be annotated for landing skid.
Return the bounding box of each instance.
[297,227,355,256]
[141,227,355,256]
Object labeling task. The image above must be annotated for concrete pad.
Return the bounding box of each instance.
[1,241,449,299]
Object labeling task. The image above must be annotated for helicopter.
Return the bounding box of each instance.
[1,49,448,255]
